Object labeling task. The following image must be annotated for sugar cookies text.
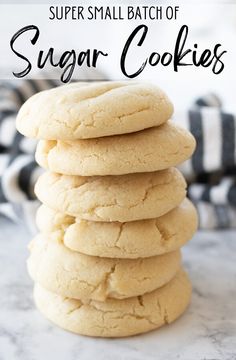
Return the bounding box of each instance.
[10,24,227,83]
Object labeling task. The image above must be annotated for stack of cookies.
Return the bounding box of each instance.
[16,82,197,337]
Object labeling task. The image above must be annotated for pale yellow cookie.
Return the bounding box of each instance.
[36,199,198,258]
[35,121,196,176]
[34,268,191,337]
[27,233,181,301]
[35,168,186,222]
[16,81,173,140]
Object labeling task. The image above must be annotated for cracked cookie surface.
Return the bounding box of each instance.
[35,121,195,176]
[36,199,198,258]
[34,167,187,222]
[16,81,173,140]
[27,233,181,301]
[33,268,191,337]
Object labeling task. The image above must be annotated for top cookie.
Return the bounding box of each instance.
[16,81,173,140]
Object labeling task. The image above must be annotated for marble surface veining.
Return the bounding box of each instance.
[0,216,235,360]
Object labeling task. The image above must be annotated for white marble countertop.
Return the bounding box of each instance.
[0,216,235,360]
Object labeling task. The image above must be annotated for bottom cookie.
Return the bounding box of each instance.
[34,268,191,338]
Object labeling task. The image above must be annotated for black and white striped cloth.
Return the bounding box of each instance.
[175,99,236,229]
[0,79,236,231]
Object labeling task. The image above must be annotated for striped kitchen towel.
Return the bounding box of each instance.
[175,100,236,229]
[0,79,235,231]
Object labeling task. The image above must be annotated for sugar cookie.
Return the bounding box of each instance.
[36,199,198,258]
[35,168,186,222]
[16,81,173,140]
[35,121,196,176]
[28,233,181,301]
[34,268,191,337]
